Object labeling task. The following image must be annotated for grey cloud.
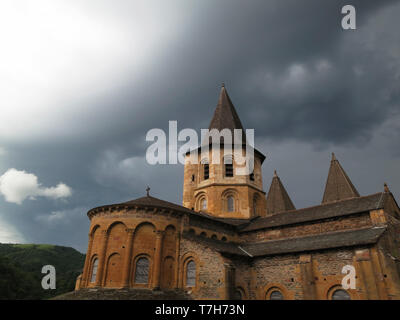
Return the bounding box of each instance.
[0,0,399,252]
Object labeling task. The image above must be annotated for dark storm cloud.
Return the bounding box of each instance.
[0,0,399,252]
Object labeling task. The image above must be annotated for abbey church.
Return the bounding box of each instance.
[75,85,400,300]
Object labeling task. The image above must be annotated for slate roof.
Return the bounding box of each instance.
[87,195,249,227]
[322,153,360,204]
[266,170,296,215]
[239,226,386,257]
[185,226,386,258]
[208,84,245,134]
[241,192,386,232]
[88,191,388,233]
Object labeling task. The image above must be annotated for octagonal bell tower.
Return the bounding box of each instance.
[183,84,267,219]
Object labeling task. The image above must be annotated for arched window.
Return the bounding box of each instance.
[224,155,233,177]
[135,257,150,284]
[227,196,235,212]
[331,289,351,300]
[269,290,284,300]
[204,163,209,180]
[186,260,196,287]
[90,258,98,283]
[201,198,207,210]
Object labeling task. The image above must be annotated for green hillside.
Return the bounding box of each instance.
[0,243,85,300]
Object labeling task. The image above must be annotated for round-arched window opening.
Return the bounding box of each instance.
[227,196,234,212]
[224,155,234,177]
[269,290,284,300]
[134,257,150,284]
[203,163,209,180]
[186,260,196,287]
[201,198,207,210]
[331,289,351,300]
[90,258,99,283]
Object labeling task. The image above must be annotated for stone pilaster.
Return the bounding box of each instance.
[299,254,317,300]
[82,232,94,287]
[355,249,379,299]
[174,233,181,288]
[122,228,135,288]
[95,230,108,287]
[152,230,164,289]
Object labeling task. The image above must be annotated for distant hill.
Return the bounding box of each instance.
[0,243,85,300]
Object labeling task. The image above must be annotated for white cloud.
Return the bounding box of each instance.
[0,168,72,204]
[0,0,192,141]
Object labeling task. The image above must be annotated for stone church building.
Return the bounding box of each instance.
[75,85,400,300]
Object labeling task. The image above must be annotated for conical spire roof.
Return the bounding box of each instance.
[266,170,296,215]
[321,153,360,204]
[208,84,245,133]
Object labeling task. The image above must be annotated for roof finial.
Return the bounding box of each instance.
[221,82,225,88]
[146,186,150,196]
[331,152,336,161]
[384,183,390,193]
[274,169,278,177]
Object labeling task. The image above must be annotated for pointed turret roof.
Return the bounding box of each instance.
[322,153,360,204]
[194,84,265,162]
[266,170,296,215]
[208,84,245,133]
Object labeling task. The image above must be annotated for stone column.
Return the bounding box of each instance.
[82,232,94,287]
[95,230,108,287]
[122,228,135,288]
[152,230,164,289]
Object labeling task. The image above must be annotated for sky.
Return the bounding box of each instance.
[0,0,399,253]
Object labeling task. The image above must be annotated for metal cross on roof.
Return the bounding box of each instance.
[146,186,150,196]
